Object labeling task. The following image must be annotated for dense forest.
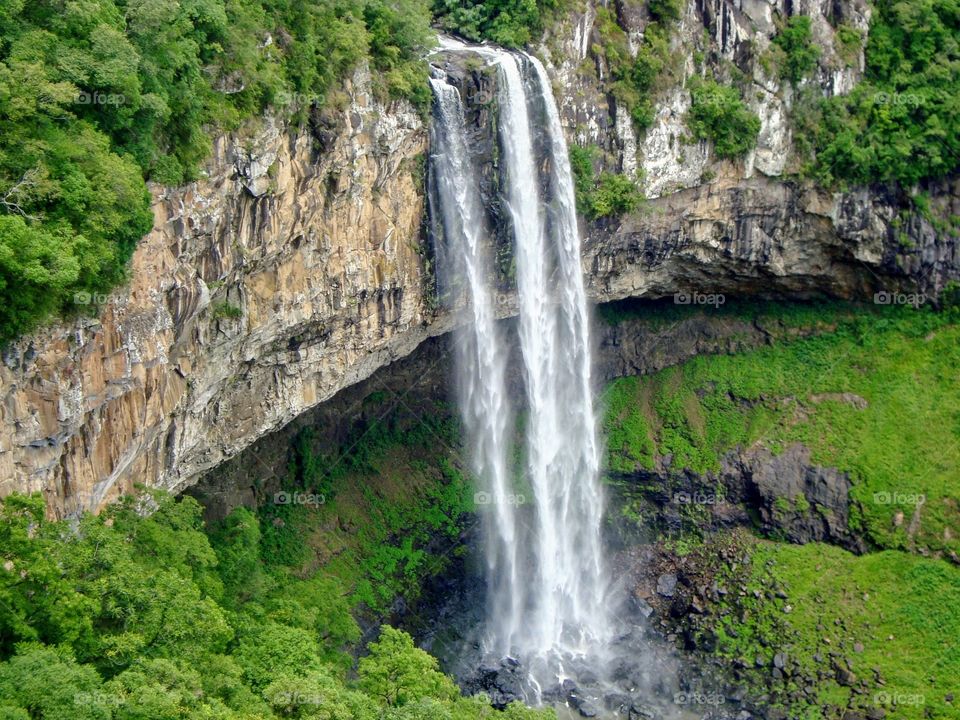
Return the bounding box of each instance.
[0,490,554,719]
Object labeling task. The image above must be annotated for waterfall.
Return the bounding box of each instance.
[430,39,608,680]
[428,70,524,649]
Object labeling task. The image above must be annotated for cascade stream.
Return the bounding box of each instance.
[429,37,609,689]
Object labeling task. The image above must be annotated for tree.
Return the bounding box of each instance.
[210,506,266,606]
[234,621,326,691]
[0,644,110,720]
[263,669,379,719]
[357,626,458,707]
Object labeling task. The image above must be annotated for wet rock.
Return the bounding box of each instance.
[604,693,632,712]
[628,703,658,720]
[578,701,599,717]
[656,573,678,597]
[634,596,655,618]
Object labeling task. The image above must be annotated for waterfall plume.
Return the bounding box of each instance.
[430,38,609,685]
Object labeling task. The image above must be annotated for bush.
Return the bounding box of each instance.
[801,0,960,186]
[569,145,644,219]
[648,0,683,23]
[686,78,761,159]
[772,16,820,83]
[590,172,644,218]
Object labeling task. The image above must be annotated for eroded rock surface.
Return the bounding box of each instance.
[1,67,434,517]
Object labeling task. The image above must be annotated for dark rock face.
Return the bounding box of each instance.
[584,176,960,306]
[462,658,527,709]
[612,440,863,553]
[730,444,860,549]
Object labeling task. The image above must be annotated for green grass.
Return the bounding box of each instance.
[602,305,960,555]
[716,539,960,719]
[254,406,474,615]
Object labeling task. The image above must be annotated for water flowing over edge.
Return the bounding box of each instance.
[429,37,610,688]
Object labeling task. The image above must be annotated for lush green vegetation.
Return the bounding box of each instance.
[432,0,562,47]
[799,0,960,185]
[0,0,433,340]
[602,304,960,555]
[242,407,475,614]
[0,487,553,719]
[589,2,679,131]
[686,78,761,159]
[704,534,960,719]
[771,16,820,83]
[569,145,643,219]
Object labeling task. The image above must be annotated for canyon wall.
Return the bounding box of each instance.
[2,1,958,516]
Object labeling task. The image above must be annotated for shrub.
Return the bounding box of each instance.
[569,145,644,219]
[686,78,761,159]
[772,16,820,83]
[590,172,644,218]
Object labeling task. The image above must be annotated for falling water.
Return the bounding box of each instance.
[430,39,608,682]
[428,69,524,650]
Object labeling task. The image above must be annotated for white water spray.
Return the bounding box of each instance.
[431,39,608,678]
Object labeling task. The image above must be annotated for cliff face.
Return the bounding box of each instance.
[537,0,871,195]
[0,67,435,517]
[2,2,959,516]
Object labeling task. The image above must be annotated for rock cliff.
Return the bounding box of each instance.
[0,67,433,517]
[2,1,958,516]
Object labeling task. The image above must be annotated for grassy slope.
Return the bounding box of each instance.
[602,304,960,555]
[716,538,960,719]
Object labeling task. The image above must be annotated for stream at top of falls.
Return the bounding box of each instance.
[424,37,715,720]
